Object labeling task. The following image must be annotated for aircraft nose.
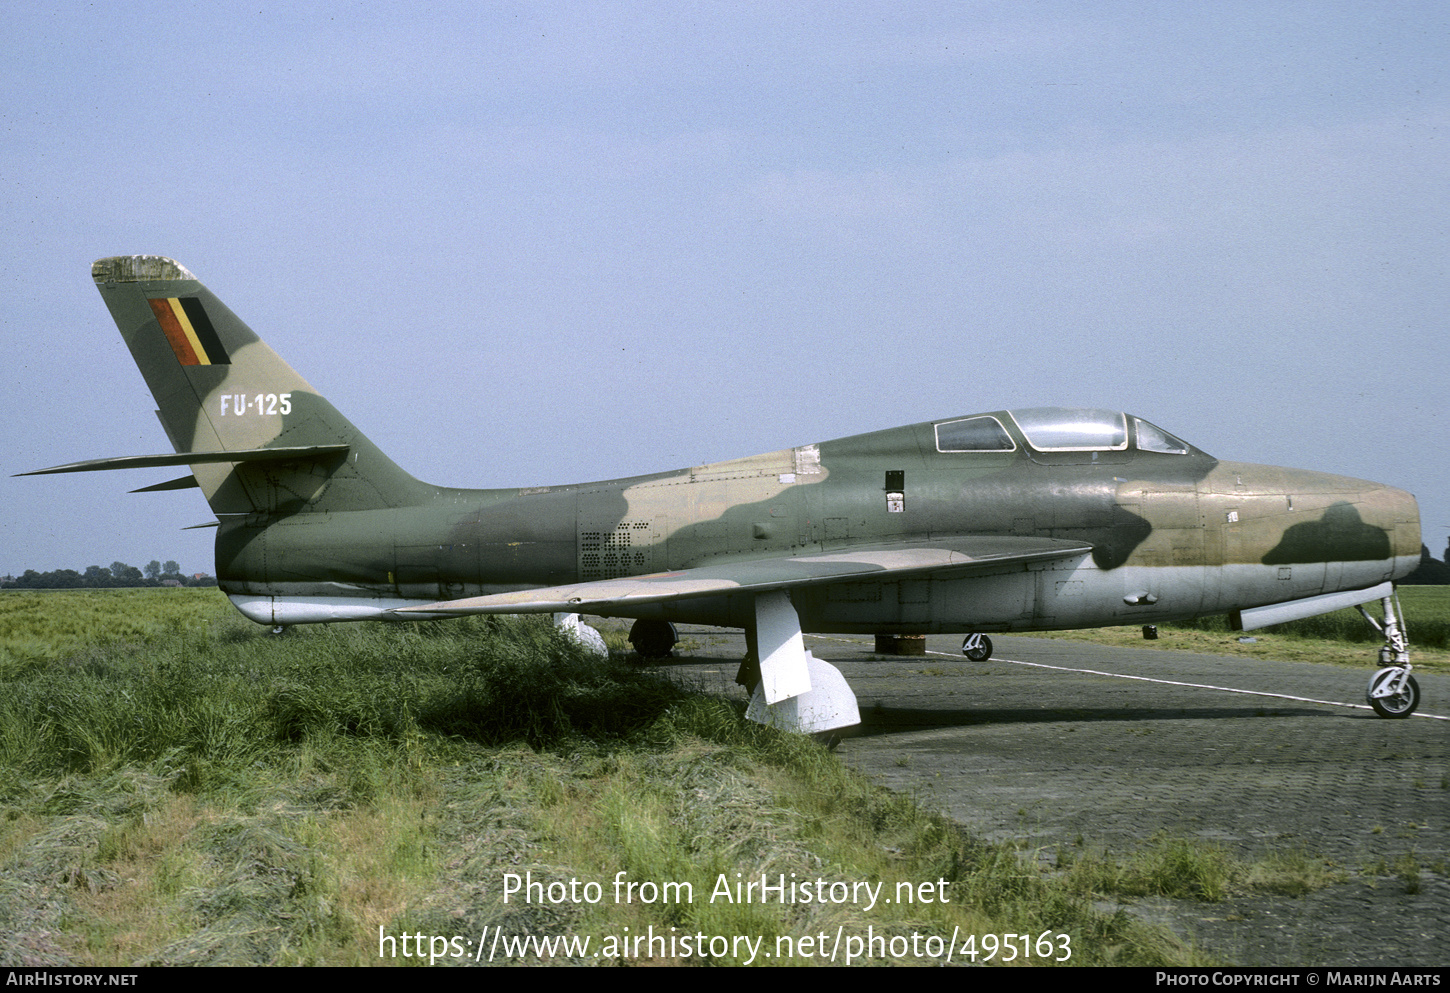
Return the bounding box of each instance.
[1206,463,1421,578]
[1277,471,1421,578]
[1364,482,1421,575]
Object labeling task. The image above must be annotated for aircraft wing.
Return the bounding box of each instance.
[397,535,1092,616]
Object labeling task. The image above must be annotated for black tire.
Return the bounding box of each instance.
[962,634,993,662]
[812,731,842,751]
[629,619,678,659]
[1367,668,1420,719]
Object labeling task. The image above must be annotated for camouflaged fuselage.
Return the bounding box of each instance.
[215,418,1420,634]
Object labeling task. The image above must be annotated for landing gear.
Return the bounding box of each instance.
[740,590,860,735]
[1367,667,1420,719]
[553,612,609,658]
[734,655,761,696]
[270,624,288,636]
[962,633,993,662]
[629,619,678,659]
[1357,591,1418,718]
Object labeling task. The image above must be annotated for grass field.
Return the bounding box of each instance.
[0,588,229,670]
[1,587,1443,966]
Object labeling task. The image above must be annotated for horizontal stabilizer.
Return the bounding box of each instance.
[17,445,350,476]
[398,536,1092,616]
[129,475,199,493]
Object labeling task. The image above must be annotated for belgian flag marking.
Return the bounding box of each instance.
[149,297,229,366]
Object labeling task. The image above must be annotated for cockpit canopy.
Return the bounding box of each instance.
[934,408,1197,456]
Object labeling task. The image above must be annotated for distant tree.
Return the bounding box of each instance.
[110,561,144,584]
[40,569,86,588]
[163,560,180,576]
[1404,544,1450,585]
[2,561,195,588]
[144,560,162,581]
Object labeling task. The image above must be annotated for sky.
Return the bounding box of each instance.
[2,1,1446,579]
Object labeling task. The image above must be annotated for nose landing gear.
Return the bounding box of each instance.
[1358,592,1418,718]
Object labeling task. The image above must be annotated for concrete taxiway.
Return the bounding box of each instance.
[660,627,1448,966]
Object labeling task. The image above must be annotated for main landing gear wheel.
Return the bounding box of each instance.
[1367,667,1420,719]
[629,619,678,660]
[962,634,993,662]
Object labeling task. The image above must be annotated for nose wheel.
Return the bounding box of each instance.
[962,633,993,661]
[1357,592,1418,718]
[1367,667,1420,719]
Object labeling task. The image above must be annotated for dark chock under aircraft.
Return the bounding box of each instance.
[24,256,1426,732]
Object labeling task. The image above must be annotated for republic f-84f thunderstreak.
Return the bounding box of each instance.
[26,256,1425,732]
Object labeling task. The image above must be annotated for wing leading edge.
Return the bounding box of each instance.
[397,535,1093,616]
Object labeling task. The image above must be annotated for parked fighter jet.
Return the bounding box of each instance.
[24,256,1425,731]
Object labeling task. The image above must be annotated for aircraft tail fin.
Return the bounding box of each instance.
[89,256,430,516]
